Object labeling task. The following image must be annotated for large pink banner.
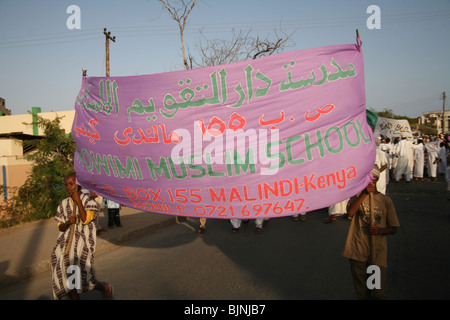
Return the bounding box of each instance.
[73,39,375,219]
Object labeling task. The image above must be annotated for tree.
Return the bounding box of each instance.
[418,123,437,136]
[374,108,396,119]
[193,27,293,67]
[159,0,197,70]
[373,107,418,125]
[10,114,76,224]
[158,0,293,68]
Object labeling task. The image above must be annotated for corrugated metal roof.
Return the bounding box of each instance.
[0,133,43,154]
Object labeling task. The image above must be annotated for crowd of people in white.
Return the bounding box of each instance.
[326,133,449,222]
[378,133,448,184]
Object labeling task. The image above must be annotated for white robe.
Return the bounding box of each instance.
[328,198,349,216]
[375,147,388,194]
[380,142,393,169]
[438,147,447,175]
[230,218,267,229]
[394,139,414,181]
[425,142,440,178]
[413,144,425,178]
[391,141,399,171]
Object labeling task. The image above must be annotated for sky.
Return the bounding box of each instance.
[0,0,449,118]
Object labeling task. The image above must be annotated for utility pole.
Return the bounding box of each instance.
[441,91,446,134]
[103,28,116,77]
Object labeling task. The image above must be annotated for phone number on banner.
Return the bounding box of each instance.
[194,198,307,218]
[132,198,308,219]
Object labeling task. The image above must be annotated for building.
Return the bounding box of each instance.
[0,98,12,116]
[418,110,450,134]
[0,107,74,201]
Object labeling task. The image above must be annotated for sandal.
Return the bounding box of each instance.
[197,226,206,234]
[324,217,336,224]
[102,284,114,299]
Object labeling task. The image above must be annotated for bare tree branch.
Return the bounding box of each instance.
[159,0,197,70]
[158,1,294,69]
[192,26,294,67]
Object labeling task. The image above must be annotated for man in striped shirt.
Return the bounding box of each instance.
[50,173,113,300]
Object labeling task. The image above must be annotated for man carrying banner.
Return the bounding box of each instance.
[342,165,400,300]
[51,173,113,300]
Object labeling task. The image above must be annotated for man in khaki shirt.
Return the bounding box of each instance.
[342,165,400,299]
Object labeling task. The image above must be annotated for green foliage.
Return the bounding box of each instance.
[5,114,75,226]
[373,108,417,124]
[418,123,438,136]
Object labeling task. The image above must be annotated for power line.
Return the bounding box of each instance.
[1,9,449,50]
[0,31,99,45]
[0,37,102,50]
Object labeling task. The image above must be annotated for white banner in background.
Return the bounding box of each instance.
[374,117,412,138]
